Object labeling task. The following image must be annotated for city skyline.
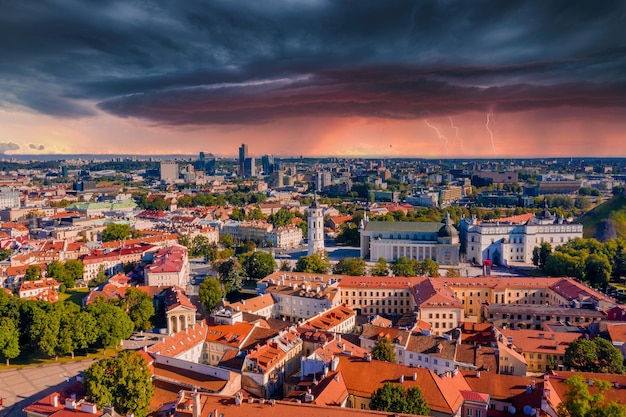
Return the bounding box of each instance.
[0,1,624,157]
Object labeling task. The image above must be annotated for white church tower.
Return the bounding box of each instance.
[307,194,324,255]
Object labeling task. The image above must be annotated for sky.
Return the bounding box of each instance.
[0,0,625,158]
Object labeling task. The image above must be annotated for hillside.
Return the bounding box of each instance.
[579,195,626,240]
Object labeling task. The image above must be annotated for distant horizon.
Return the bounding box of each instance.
[1,153,626,163]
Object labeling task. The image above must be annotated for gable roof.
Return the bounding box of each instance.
[336,356,464,414]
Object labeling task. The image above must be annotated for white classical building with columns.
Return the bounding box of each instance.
[163,286,197,334]
[359,213,460,265]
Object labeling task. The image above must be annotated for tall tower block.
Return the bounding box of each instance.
[307,196,325,255]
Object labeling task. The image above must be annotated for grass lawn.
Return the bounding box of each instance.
[59,287,90,306]
[0,347,119,370]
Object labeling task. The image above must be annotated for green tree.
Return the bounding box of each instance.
[371,337,396,363]
[294,253,331,274]
[279,260,292,271]
[120,288,155,330]
[584,253,612,290]
[84,350,154,417]
[391,256,417,277]
[564,339,598,372]
[86,301,134,348]
[27,303,61,357]
[370,382,430,416]
[268,209,295,227]
[336,224,360,246]
[24,265,41,281]
[594,337,625,374]
[101,223,132,242]
[418,259,440,277]
[370,258,390,276]
[199,278,223,312]
[0,248,12,261]
[220,233,235,249]
[0,317,20,365]
[564,338,624,374]
[557,374,626,417]
[64,259,84,282]
[213,258,244,293]
[89,265,109,287]
[333,257,366,276]
[241,251,277,281]
[532,242,552,269]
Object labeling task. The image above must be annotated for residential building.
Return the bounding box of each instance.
[496,328,581,373]
[336,356,467,416]
[203,321,256,366]
[242,328,303,398]
[482,303,605,330]
[462,371,542,416]
[359,324,411,365]
[18,278,60,301]
[144,245,189,288]
[266,226,302,248]
[338,276,418,317]
[147,321,207,363]
[300,304,356,334]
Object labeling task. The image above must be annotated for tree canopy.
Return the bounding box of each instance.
[557,374,626,417]
[241,251,277,280]
[369,258,390,276]
[564,338,624,374]
[84,350,154,417]
[391,256,440,277]
[370,382,430,416]
[199,278,223,312]
[86,300,134,348]
[101,223,132,242]
[371,337,396,363]
[0,317,20,365]
[332,257,367,276]
[294,252,331,274]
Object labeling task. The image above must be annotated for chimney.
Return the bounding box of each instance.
[399,375,404,383]
[551,334,555,340]
[413,372,417,381]
[476,371,481,378]
[365,353,372,362]
[192,392,202,417]
[65,399,77,410]
[103,406,115,416]
[51,394,59,408]
[81,402,98,414]
[539,333,544,339]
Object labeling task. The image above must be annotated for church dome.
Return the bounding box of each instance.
[438,213,459,238]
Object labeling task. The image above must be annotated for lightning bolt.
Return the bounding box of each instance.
[486,111,497,156]
[448,117,462,153]
[424,119,449,156]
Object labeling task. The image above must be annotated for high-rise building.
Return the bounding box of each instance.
[315,172,332,191]
[262,155,274,174]
[198,152,216,175]
[160,161,179,182]
[307,195,325,255]
[239,144,248,177]
[244,157,256,178]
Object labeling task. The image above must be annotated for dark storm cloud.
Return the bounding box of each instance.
[0,142,20,154]
[1,0,624,123]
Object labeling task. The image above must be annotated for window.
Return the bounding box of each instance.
[434,359,438,365]
[467,409,473,417]
[361,404,366,410]
[409,353,413,359]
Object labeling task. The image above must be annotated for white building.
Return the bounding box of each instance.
[267,226,302,249]
[461,210,583,265]
[359,213,460,265]
[0,189,20,209]
[160,161,179,182]
[307,197,324,255]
